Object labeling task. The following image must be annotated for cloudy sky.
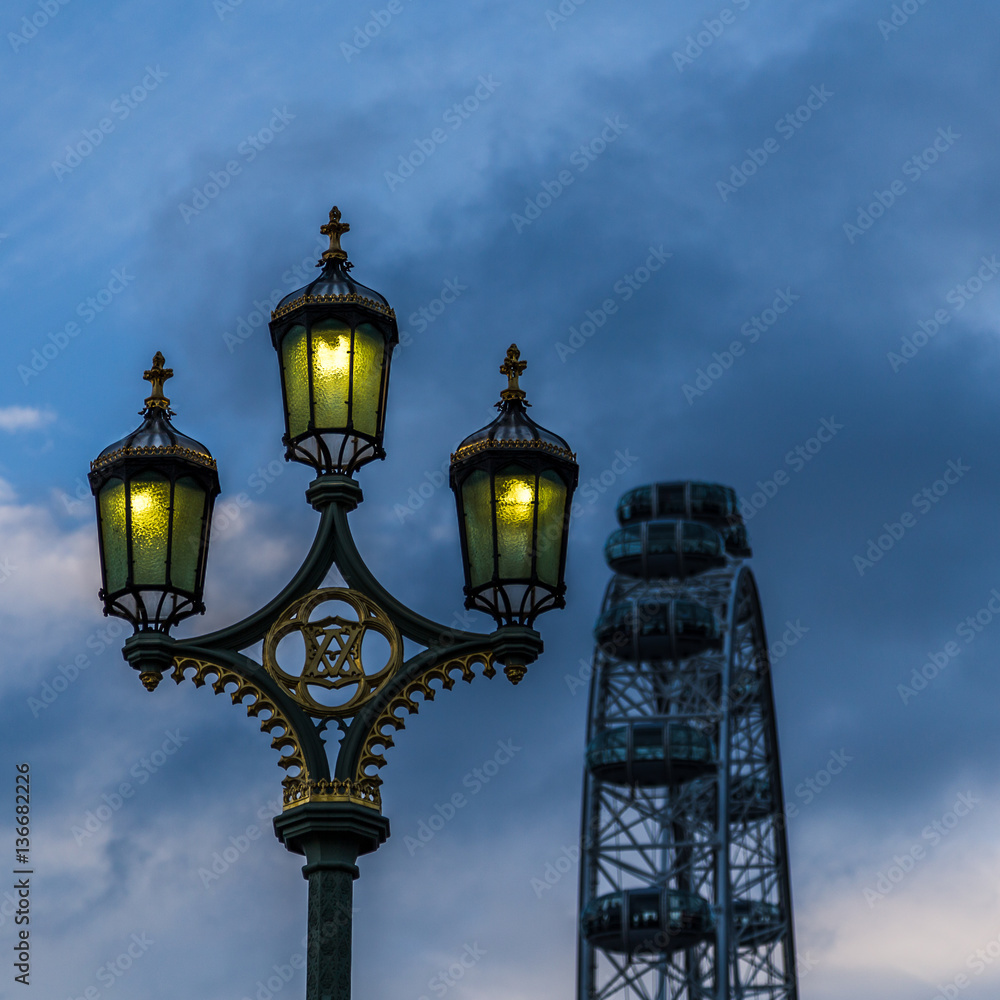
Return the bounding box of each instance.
[3,0,1000,997]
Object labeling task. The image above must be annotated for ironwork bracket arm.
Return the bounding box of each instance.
[334,625,542,785]
[324,492,487,649]
[193,500,342,653]
[179,471,482,653]
[122,632,331,786]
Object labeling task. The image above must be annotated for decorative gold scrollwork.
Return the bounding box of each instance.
[263,588,403,719]
[282,777,382,811]
[170,656,308,789]
[353,651,497,787]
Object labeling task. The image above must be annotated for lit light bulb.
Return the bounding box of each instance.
[131,487,155,518]
[499,478,535,523]
[313,335,351,382]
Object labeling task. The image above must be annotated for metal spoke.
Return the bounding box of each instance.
[577,489,799,1000]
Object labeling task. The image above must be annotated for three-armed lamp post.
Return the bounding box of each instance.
[88,207,578,1000]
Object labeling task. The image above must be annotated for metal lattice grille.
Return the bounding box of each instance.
[577,527,798,1000]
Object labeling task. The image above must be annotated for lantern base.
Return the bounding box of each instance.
[306,474,364,512]
[503,663,527,685]
[490,624,543,684]
[123,631,177,689]
[139,670,162,692]
[283,431,385,478]
[465,582,566,628]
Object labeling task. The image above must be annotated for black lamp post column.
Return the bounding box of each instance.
[274,803,389,1000]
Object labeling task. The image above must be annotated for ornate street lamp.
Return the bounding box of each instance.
[269,207,399,474]
[450,344,579,638]
[88,352,220,640]
[88,208,576,1000]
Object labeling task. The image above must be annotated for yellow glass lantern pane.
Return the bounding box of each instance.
[171,477,207,592]
[461,469,494,587]
[281,324,311,438]
[130,473,171,585]
[495,464,535,580]
[311,320,352,429]
[535,469,567,585]
[352,323,385,436]
[99,479,128,593]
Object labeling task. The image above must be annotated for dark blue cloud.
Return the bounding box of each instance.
[3,0,999,996]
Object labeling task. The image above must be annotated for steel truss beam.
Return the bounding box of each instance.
[578,559,799,1000]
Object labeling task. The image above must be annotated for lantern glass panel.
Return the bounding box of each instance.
[130,472,171,585]
[281,324,310,437]
[536,468,567,585]
[352,323,385,436]
[311,319,352,429]
[461,468,494,587]
[171,477,207,592]
[99,478,129,593]
[495,463,535,579]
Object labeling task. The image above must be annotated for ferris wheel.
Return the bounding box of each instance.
[577,481,799,1000]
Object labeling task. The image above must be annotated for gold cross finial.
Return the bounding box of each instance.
[143,351,173,412]
[499,343,529,406]
[320,206,350,263]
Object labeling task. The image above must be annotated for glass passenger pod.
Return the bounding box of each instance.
[604,520,727,579]
[689,775,776,823]
[582,888,714,954]
[616,482,752,557]
[732,900,784,947]
[585,719,716,786]
[594,598,721,660]
[729,775,774,821]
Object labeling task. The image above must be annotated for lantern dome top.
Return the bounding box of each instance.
[90,352,217,476]
[452,345,576,465]
[271,207,396,324]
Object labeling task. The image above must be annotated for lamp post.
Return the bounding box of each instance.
[88,207,578,1000]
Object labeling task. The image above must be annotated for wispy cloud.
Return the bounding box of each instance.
[0,405,55,432]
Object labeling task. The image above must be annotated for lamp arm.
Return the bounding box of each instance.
[172,470,486,653]
[175,644,332,781]
[333,626,543,784]
[122,634,331,785]
[328,502,485,648]
[191,502,341,652]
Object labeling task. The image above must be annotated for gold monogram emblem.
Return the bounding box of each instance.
[263,589,402,718]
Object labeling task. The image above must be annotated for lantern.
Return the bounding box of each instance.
[88,353,220,632]
[450,345,578,626]
[269,207,399,475]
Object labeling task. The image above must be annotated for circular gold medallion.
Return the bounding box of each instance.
[263,588,402,718]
